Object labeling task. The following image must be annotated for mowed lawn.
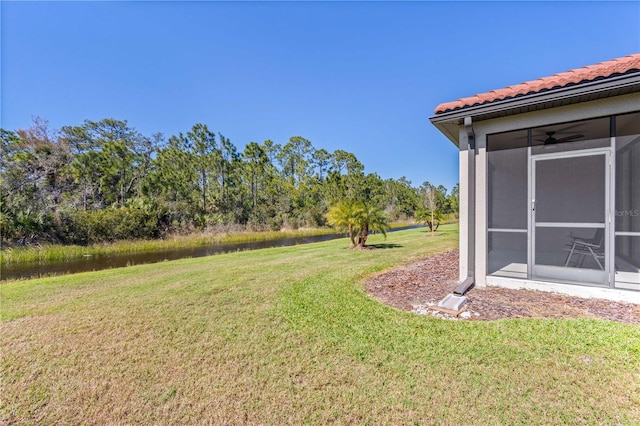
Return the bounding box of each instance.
[2,225,639,424]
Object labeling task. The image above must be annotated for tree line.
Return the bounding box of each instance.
[1,117,458,245]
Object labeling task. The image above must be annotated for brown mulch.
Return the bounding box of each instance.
[365,249,640,325]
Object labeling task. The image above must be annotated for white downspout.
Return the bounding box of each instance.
[453,117,476,295]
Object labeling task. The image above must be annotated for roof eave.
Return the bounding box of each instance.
[429,72,640,146]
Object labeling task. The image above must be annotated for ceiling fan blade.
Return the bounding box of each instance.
[555,134,584,143]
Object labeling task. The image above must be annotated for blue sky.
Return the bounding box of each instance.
[2,1,639,191]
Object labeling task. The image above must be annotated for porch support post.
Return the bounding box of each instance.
[608,116,616,288]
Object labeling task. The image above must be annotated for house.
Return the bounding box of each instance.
[430,53,640,303]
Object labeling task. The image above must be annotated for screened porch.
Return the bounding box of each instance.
[487,112,640,291]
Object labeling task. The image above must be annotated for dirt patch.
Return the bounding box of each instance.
[365,249,640,325]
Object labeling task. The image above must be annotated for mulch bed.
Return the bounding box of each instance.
[365,249,640,325]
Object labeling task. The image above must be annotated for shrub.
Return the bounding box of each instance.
[59,206,160,244]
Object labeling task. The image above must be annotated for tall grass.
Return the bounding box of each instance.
[0,227,339,265]
[0,222,419,265]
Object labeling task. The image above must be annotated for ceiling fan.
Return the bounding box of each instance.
[538,131,584,145]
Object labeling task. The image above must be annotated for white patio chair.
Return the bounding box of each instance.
[564,228,605,270]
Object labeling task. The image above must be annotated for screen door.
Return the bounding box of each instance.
[531,150,610,286]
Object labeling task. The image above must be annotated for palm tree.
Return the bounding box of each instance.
[415,207,443,233]
[327,200,358,247]
[327,200,389,248]
[352,201,389,248]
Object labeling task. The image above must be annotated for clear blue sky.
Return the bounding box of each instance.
[2,1,639,191]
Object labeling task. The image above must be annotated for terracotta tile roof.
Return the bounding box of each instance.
[434,53,640,114]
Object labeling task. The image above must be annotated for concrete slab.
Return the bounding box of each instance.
[437,294,468,312]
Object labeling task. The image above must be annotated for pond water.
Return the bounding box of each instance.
[2,225,423,281]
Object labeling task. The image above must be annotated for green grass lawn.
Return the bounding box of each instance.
[2,224,639,424]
